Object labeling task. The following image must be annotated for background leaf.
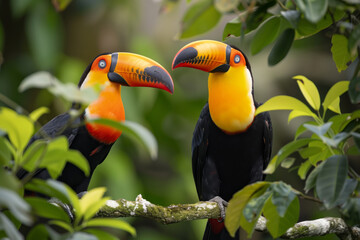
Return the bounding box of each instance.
[268,28,295,66]
[331,34,354,72]
[294,0,328,23]
[179,0,221,39]
[349,76,360,104]
[251,16,281,55]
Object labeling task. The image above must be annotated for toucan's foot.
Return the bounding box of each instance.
[49,198,75,222]
[209,196,228,220]
[48,191,88,223]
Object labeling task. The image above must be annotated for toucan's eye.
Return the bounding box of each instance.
[234,55,241,63]
[99,59,107,69]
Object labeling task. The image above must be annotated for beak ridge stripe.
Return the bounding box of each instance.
[226,45,231,64]
[110,53,118,72]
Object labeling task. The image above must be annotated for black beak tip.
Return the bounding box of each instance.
[144,66,174,94]
[172,47,198,69]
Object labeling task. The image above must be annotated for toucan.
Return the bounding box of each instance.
[17,52,174,195]
[172,40,272,239]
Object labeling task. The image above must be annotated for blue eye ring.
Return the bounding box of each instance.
[234,55,241,63]
[99,59,107,69]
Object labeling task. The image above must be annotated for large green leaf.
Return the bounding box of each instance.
[294,75,321,111]
[243,191,271,222]
[88,119,158,159]
[304,162,323,193]
[268,28,295,66]
[331,34,354,72]
[223,16,242,40]
[255,95,316,119]
[79,187,108,220]
[251,16,281,55]
[225,182,270,237]
[269,182,296,217]
[263,196,299,238]
[179,0,222,39]
[294,0,328,23]
[85,218,136,237]
[29,107,49,122]
[316,155,348,209]
[0,107,34,152]
[281,10,301,28]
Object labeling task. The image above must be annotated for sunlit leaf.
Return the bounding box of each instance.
[294,75,321,111]
[288,110,310,123]
[225,182,270,237]
[0,107,34,151]
[294,0,328,23]
[79,187,107,217]
[331,34,353,72]
[251,16,281,55]
[268,28,295,66]
[316,155,348,209]
[88,119,158,159]
[280,158,295,169]
[298,147,322,159]
[263,196,299,238]
[255,95,316,119]
[298,159,312,179]
[329,113,351,133]
[179,0,221,39]
[85,218,136,237]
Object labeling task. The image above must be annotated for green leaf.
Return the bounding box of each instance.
[281,10,300,28]
[295,122,314,139]
[348,24,360,55]
[21,139,48,173]
[303,122,332,137]
[243,191,271,222]
[27,224,49,240]
[331,34,353,72]
[304,163,323,193]
[48,220,73,233]
[263,197,299,238]
[329,113,351,133]
[264,138,317,174]
[223,17,242,40]
[79,187,107,217]
[294,0,328,23]
[280,158,296,169]
[255,95,316,119]
[0,212,23,240]
[19,71,97,104]
[316,155,348,209]
[294,75,321,111]
[88,119,158,159]
[0,187,32,225]
[85,218,136,237]
[296,10,345,38]
[26,197,70,223]
[298,146,322,159]
[0,107,34,151]
[179,0,222,39]
[340,198,360,226]
[352,132,360,151]
[298,159,312,179]
[335,179,357,206]
[349,76,360,104]
[251,16,281,55]
[225,182,270,237]
[269,182,296,217]
[0,137,12,166]
[29,107,49,122]
[268,28,295,66]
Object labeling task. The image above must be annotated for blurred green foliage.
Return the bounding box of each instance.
[0,0,359,239]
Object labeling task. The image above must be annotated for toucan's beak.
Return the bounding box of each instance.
[108,53,174,94]
[172,40,231,73]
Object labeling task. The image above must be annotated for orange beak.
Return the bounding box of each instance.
[108,53,174,93]
[172,40,231,73]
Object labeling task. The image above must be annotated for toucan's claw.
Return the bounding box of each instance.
[209,196,228,220]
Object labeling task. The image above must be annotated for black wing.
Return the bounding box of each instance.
[16,113,80,179]
[191,103,220,201]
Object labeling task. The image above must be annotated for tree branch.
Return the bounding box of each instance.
[96,194,360,239]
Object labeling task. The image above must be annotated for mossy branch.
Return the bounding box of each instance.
[95,194,360,240]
